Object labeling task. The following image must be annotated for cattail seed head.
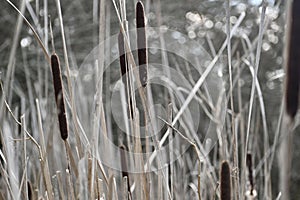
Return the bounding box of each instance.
[118,31,127,82]
[27,181,33,200]
[285,0,300,119]
[50,53,68,140]
[220,160,231,200]
[246,153,254,195]
[136,1,148,87]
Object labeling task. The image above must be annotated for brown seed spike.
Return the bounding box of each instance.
[118,31,127,82]
[246,153,254,195]
[27,181,33,200]
[136,1,148,87]
[220,161,231,200]
[285,1,300,119]
[50,53,68,140]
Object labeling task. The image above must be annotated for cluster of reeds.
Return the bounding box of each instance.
[0,0,294,199]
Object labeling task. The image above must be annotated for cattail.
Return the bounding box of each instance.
[136,1,148,87]
[118,31,127,83]
[220,160,231,200]
[246,153,254,195]
[27,181,33,200]
[285,0,300,119]
[120,145,132,199]
[50,53,68,140]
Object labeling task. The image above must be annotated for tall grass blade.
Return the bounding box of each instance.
[120,145,132,199]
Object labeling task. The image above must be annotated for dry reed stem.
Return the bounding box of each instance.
[122,176,129,200]
[88,157,93,197]
[21,115,28,200]
[285,0,300,119]
[56,171,65,200]
[220,161,231,200]
[167,103,175,199]
[97,178,104,199]
[36,99,54,200]
[136,1,148,87]
[120,145,132,199]
[0,158,14,199]
[225,1,240,198]
[50,53,68,140]
[108,175,117,200]
[64,140,78,177]
[66,169,75,200]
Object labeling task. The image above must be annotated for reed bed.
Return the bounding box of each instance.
[0,0,296,199]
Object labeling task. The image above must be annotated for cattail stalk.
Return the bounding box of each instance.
[56,171,66,200]
[136,3,151,199]
[50,53,68,140]
[285,0,300,119]
[220,161,231,200]
[136,1,148,87]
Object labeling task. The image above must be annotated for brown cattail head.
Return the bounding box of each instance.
[246,153,254,195]
[136,1,148,87]
[285,0,300,119]
[50,53,68,140]
[27,181,33,200]
[220,160,231,200]
[118,31,127,82]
